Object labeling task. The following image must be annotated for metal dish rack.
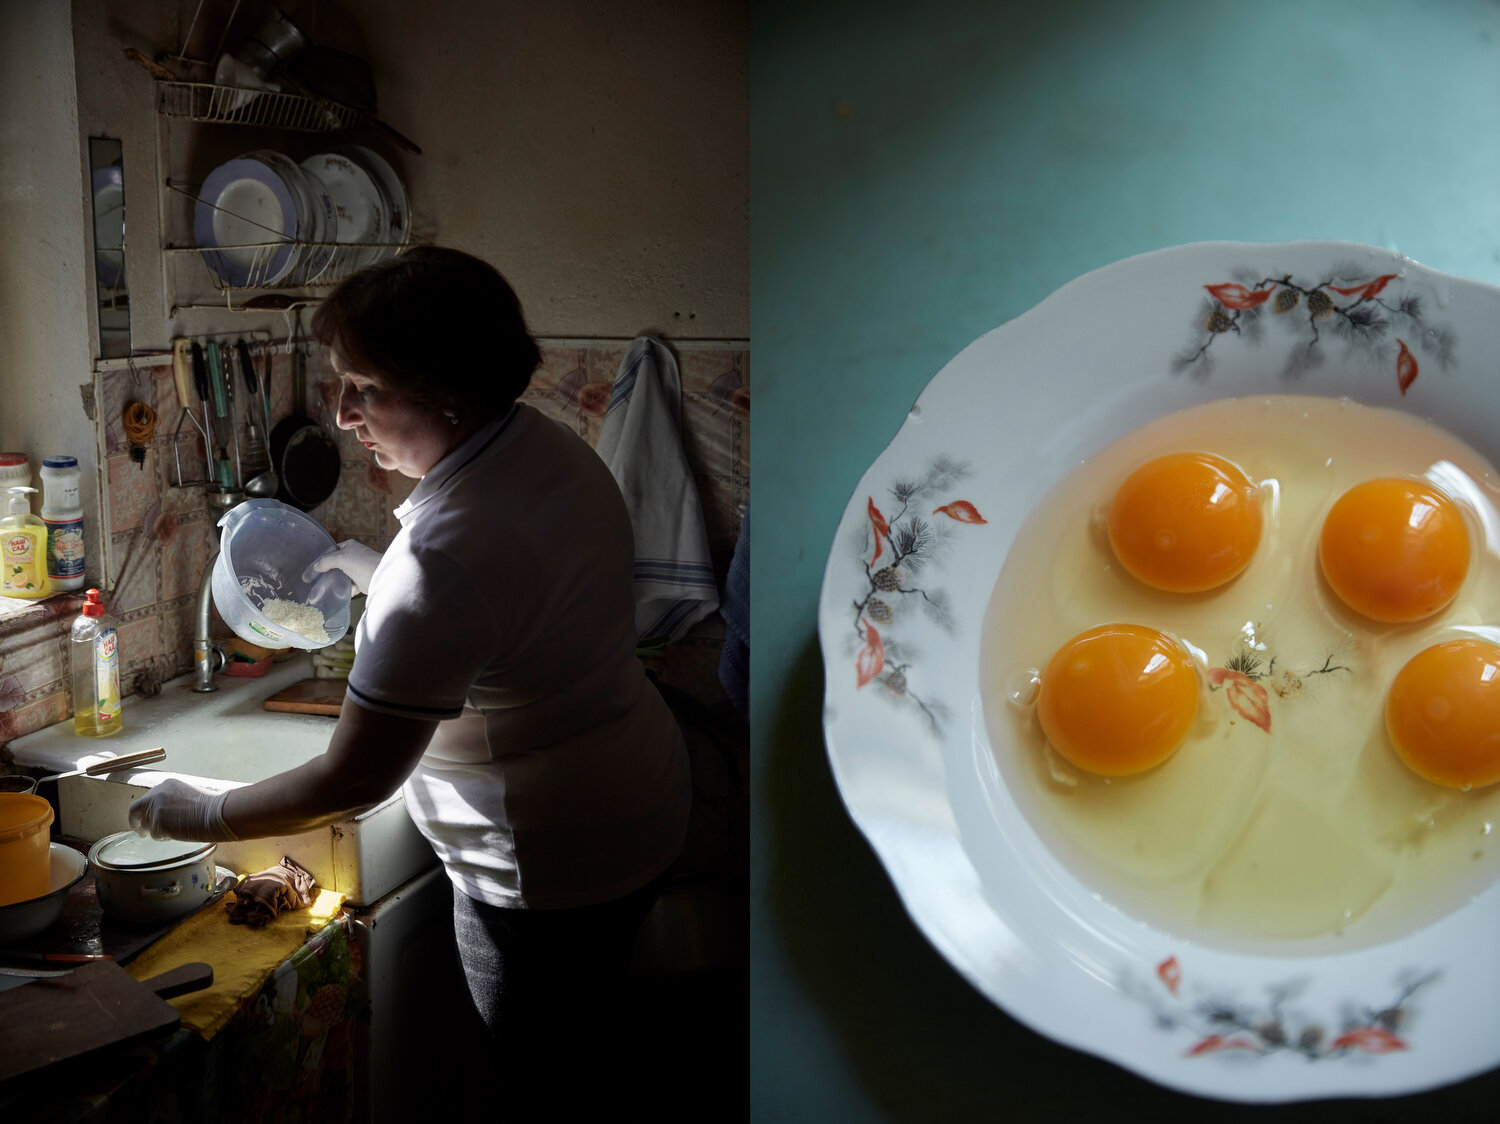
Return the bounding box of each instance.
[155,82,408,313]
[157,80,364,133]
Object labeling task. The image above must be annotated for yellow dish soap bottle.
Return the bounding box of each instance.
[1,486,51,599]
[72,588,122,737]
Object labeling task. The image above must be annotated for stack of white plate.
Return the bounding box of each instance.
[301,146,410,275]
[194,145,408,288]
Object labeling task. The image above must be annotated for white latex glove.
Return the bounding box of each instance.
[310,539,383,595]
[128,779,238,842]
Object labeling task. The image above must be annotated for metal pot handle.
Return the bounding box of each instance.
[140,881,182,900]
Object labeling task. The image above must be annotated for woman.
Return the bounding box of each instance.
[129,246,693,1105]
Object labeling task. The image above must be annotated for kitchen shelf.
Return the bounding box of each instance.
[156,80,364,133]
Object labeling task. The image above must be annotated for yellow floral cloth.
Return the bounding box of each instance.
[125,884,346,1039]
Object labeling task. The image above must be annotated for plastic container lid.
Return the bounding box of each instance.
[0,454,26,466]
[81,588,105,618]
[89,831,215,870]
[42,456,78,470]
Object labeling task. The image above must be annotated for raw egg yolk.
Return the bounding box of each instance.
[1107,452,1262,593]
[1385,639,1500,789]
[1035,623,1200,777]
[1318,478,1470,623]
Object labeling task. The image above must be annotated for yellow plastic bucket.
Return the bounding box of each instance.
[0,793,54,906]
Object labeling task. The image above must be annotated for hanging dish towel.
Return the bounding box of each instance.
[597,337,720,646]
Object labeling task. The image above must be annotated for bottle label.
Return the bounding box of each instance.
[3,531,43,593]
[44,474,80,511]
[45,516,85,579]
[96,628,121,723]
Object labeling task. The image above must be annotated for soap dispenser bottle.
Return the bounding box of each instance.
[1,486,52,599]
[72,588,122,737]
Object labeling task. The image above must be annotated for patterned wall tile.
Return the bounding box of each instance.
[107,451,156,533]
[677,349,735,395]
[533,347,585,395]
[680,393,734,479]
[110,528,161,616]
[5,692,69,744]
[157,602,198,680]
[118,615,159,678]
[585,345,630,388]
[161,515,213,603]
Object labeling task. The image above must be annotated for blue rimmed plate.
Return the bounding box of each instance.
[194,156,299,287]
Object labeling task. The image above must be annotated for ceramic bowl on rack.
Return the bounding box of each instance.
[818,240,1500,1104]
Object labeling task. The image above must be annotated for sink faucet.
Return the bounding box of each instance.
[192,550,227,692]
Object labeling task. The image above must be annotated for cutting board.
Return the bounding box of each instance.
[263,677,346,716]
[0,960,212,1081]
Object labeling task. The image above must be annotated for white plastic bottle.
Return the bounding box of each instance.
[0,453,30,494]
[71,588,122,737]
[40,455,85,591]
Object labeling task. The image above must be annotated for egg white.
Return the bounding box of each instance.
[980,394,1500,951]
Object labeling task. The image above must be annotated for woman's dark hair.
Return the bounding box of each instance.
[311,246,541,419]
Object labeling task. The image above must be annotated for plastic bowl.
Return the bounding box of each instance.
[0,843,87,943]
[213,498,351,650]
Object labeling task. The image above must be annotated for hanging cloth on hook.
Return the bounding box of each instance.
[595,337,719,648]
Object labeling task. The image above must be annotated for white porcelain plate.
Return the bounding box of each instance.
[301,152,385,273]
[333,143,408,256]
[818,240,1500,1103]
[194,156,299,286]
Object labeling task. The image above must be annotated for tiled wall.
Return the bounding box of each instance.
[0,340,748,752]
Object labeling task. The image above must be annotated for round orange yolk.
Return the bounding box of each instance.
[1035,623,1200,777]
[1318,478,1470,623]
[1385,639,1500,789]
[1107,452,1262,593]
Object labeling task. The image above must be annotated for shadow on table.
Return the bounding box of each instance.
[761,635,1500,1122]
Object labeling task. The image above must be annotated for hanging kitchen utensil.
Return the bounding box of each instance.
[193,343,228,487]
[268,320,340,511]
[169,338,213,488]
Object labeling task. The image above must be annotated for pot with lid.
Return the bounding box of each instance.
[88,831,219,927]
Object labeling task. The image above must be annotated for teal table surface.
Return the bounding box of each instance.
[750,1,1500,1119]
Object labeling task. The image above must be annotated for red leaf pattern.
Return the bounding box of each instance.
[1328,273,1397,301]
[1396,338,1418,395]
[1209,668,1272,733]
[1205,282,1275,310]
[855,620,885,689]
[1187,1035,1261,1056]
[1330,1027,1408,1054]
[867,498,891,565]
[1157,955,1182,997]
[932,500,987,524]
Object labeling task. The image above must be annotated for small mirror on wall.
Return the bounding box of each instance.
[89,136,129,359]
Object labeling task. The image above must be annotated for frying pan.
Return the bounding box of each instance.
[268,332,340,511]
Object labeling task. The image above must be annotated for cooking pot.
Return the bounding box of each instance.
[88,831,219,927]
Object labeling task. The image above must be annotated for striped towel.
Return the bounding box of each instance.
[596,337,720,645]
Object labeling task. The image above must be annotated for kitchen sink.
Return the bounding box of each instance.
[6,655,436,906]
